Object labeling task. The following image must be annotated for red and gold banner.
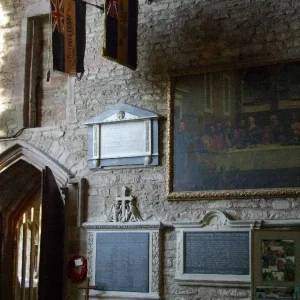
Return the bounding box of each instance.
[51,0,86,76]
[103,0,138,70]
[64,0,77,74]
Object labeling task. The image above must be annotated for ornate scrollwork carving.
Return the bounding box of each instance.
[151,232,160,293]
[86,232,94,279]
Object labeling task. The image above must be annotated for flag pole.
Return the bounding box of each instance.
[46,8,52,81]
[78,0,104,12]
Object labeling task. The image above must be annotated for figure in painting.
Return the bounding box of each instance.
[173,119,191,190]
[211,121,226,151]
[201,124,214,151]
[200,122,228,152]
[247,116,263,145]
[186,132,217,190]
[224,121,235,148]
[234,118,248,148]
[263,114,287,144]
[290,122,300,144]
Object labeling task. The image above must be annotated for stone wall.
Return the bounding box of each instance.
[38,15,68,127]
[1,0,300,299]
[0,0,23,136]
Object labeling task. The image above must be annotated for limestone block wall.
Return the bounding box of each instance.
[0,0,24,136]
[1,0,300,299]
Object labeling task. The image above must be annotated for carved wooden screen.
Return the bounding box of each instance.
[38,167,65,300]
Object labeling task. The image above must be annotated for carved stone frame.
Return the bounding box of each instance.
[167,54,300,200]
[83,222,162,300]
[173,211,260,287]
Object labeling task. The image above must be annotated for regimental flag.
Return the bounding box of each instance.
[51,0,87,77]
[103,0,138,70]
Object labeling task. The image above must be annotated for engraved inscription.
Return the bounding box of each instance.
[95,232,149,293]
[100,121,146,158]
[184,232,249,275]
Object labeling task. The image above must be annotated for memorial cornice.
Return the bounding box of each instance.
[82,221,163,230]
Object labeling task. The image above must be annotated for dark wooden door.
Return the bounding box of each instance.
[38,166,65,300]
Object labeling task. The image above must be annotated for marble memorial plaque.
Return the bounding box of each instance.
[173,210,255,287]
[84,103,160,168]
[184,231,250,275]
[95,232,150,293]
[100,121,150,159]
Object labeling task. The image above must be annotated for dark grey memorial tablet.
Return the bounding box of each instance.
[95,232,149,293]
[184,231,250,275]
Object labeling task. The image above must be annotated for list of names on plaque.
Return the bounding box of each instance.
[184,231,250,275]
[100,121,146,158]
[95,232,149,293]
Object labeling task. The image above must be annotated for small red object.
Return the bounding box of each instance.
[67,255,88,283]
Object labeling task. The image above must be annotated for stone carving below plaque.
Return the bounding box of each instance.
[107,186,143,223]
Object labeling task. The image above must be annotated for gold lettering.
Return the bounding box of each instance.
[67,15,73,34]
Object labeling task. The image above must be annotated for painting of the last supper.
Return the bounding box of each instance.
[169,60,300,199]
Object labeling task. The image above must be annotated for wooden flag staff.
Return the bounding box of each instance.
[81,0,104,12]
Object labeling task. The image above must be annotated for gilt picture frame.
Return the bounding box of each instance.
[167,59,300,200]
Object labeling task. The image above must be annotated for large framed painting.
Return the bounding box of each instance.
[167,59,300,199]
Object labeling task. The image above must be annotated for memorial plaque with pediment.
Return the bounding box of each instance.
[84,103,160,169]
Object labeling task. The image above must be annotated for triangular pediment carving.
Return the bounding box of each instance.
[83,103,159,125]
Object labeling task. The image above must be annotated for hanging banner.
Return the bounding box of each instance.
[51,0,87,76]
[103,0,138,70]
